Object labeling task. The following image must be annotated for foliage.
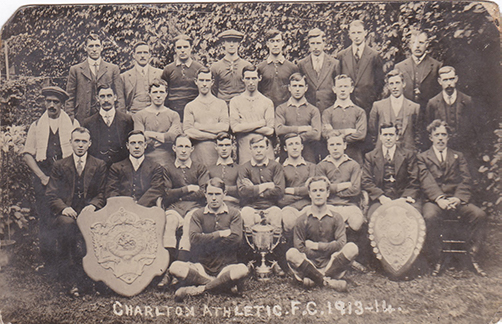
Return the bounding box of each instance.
[478,123,502,217]
[0,125,34,239]
[0,76,46,126]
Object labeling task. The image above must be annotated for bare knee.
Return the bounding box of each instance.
[286,248,304,267]
[282,207,299,232]
[341,242,359,261]
[347,213,364,231]
[169,261,189,279]
[229,263,249,280]
[165,213,180,230]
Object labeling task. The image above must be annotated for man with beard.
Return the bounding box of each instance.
[257,28,299,107]
[121,41,163,114]
[83,84,134,168]
[424,66,477,152]
[183,67,229,167]
[417,120,487,277]
[23,86,79,264]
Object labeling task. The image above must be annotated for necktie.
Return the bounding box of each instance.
[94,62,99,76]
[385,150,391,163]
[314,58,321,75]
[355,48,360,62]
[104,115,111,126]
[76,158,83,176]
[439,151,446,169]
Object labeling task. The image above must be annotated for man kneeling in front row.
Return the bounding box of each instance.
[286,176,358,292]
[169,178,249,301]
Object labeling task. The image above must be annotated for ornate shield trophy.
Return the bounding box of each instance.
[368,201,426,278]
[77,197,170,296]
[244,212,281,281]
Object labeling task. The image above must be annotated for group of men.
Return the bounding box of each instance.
[22,21,487,299]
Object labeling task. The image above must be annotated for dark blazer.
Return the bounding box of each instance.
[417,147,472,203]
[369,96,421,151]
[298,53,340,114]
[337,45,384,112]
[66,59,125,123]
[395,55,442,107]
[106,157,166,207]
[424,91,477,150]
[46,155,107,215]
[362,146,420,201]
[83,111,134,167]
[121,65,163,112]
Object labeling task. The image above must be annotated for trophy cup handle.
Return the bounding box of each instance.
[244,226,256,252]
[271,229,282,251]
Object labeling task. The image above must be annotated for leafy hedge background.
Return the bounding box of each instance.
[0,2,501,218]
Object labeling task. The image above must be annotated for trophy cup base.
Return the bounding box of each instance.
[255,264,272,281]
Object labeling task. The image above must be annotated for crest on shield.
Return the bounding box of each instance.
[77,197,169,296]
[368,201,426,278]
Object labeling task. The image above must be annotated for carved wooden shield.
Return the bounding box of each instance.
[368,201,426,278]
[77,197,169,297]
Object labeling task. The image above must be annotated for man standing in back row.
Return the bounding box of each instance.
[66,33,125,123]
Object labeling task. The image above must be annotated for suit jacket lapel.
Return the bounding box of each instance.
[343,49,356,81]
[426,148,442,169]
[419,56,433,83]
[400,99,412,132]
[374,149,384,185]
[382,97,392,123]
[83,156,97,197]
[305,56,320,89]
[317,57,332,86]
[80,60,92,80]
[394,148,405,175]
[97,61,108,81]
[355,47,371,84]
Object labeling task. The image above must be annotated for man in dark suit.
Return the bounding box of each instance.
[417,120,486,277]
[66,33,125,123]
[106,130,166,207]
[46,127,107,294]
[337,20,384,114]
[362,122,421,219]
[369,69,421,152]
[395,30,442,111]
[83,84,134,168]
[298,28,340,115]
[424,66,477,152]
[121,41,163,114]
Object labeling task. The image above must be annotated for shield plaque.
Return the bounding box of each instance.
[77,197,169,297]
[368,201,426,278]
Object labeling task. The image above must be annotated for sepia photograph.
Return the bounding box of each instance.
[0,1,501,323]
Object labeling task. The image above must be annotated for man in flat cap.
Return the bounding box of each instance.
[298,28,340,115]
[66,33,125,123]
[210,29,252,103]
[121,41,163,114]
[161,34,204,121]
[23,86,79,265]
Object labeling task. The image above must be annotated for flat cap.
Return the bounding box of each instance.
[218,29,244,41]
[42,86,69,102]
[307,28,325,38]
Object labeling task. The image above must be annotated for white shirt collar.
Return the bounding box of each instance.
[203,203,229,215]
[323,154,351,167]
[129,155,145,171]
[88,57,102,69]
[442,89,458,105]
[287,97,308,107]
[283,157,306,167]
[135,63,149,75]
[99,107,116,124]
[352,42,365,57]
[250,157,270,167]
[412,53,427,66]
[390,95,404,112]
[266,54,286,64]
[175,158,192,169]
[216,157,234,166]
[432,146,448,162]
[382,145,397,160]
[176,57,193,68]
[305,205,334,220]
[73,153,87,171]
[334,99,355,109]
